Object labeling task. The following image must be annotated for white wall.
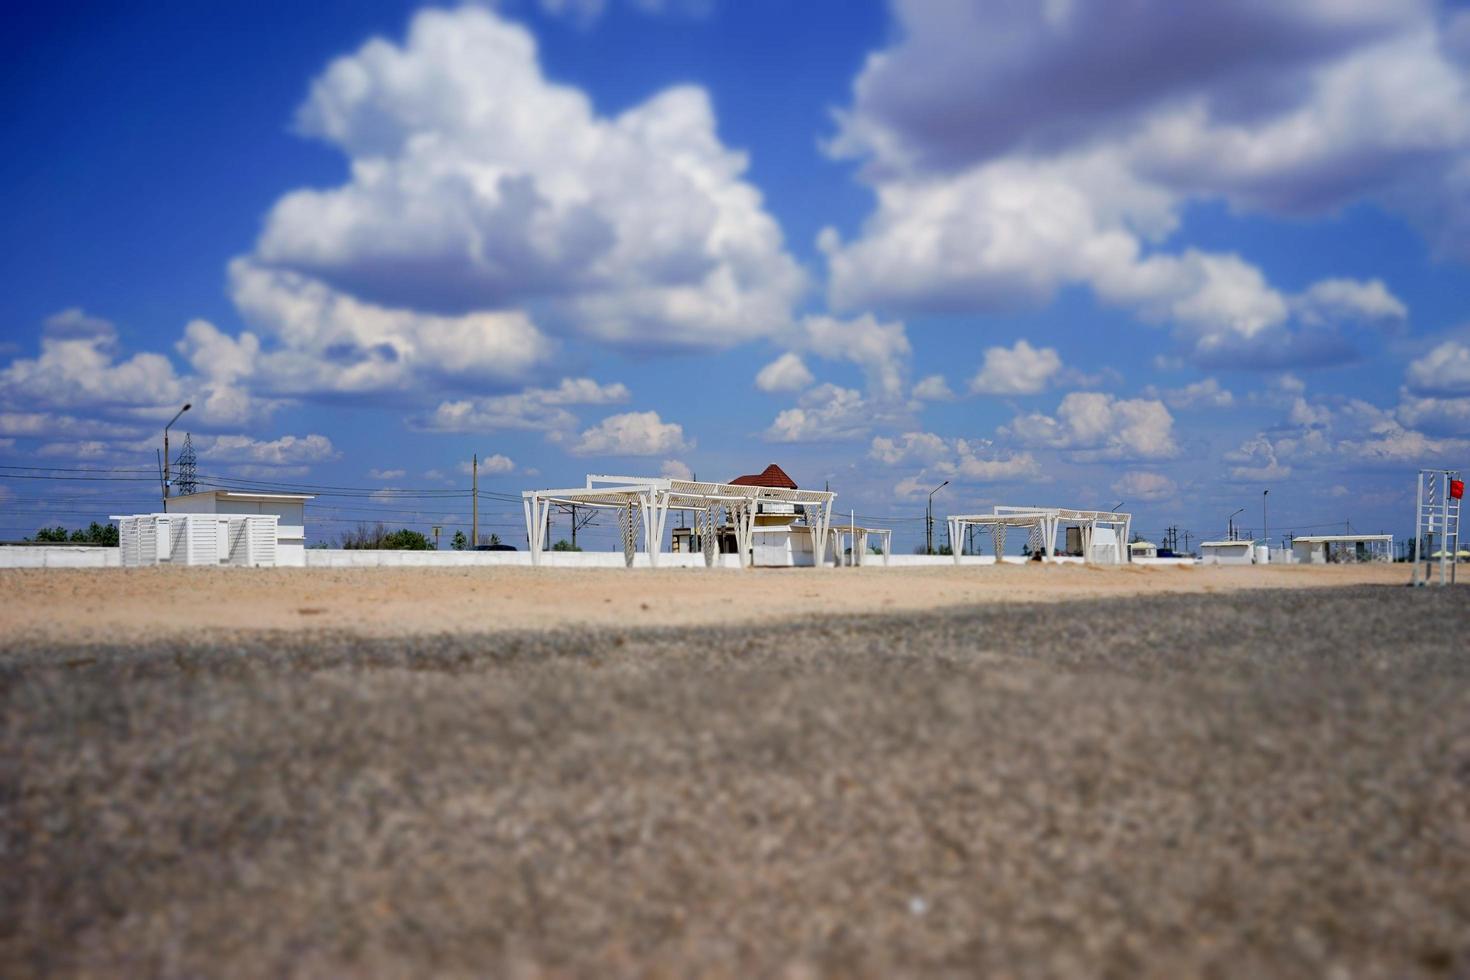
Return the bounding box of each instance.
[0,546,121,568]
[1199,546,1255,565]
[303,549,749,568]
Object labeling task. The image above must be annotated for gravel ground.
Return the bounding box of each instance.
[3,585,1469,977]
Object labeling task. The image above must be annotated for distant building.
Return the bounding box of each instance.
[166,490,315,567]
[1290,534,1393,564]
[1129,540,1158,559]
[1198,540,1256,565]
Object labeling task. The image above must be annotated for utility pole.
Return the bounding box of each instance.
[926,479,949,555]
[472,453,478,548]
[162,403,191,503]
[432,525,442,550]
[1184,530,1192,554]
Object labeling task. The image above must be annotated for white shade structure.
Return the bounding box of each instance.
[523,474,836,568]
[948,506,1132,563]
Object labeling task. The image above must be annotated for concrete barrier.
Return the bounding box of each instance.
[0,546,121,568]
[303,549,747,569]
[0,545,1197,572]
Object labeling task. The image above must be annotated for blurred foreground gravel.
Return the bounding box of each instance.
[3,585,1469,977]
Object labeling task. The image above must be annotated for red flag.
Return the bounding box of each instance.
[1451,479,1464,500]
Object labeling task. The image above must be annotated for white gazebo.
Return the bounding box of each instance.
[522,474,836,568]
[947,506,1132,563]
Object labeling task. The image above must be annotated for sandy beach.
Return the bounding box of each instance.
[0,561,1412,644]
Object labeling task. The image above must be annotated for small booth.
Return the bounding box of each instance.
[165,490,314,567]
[1199,540,1256,565]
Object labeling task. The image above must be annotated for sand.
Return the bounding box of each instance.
[0,561,1412,644]
[4,584,1468,977]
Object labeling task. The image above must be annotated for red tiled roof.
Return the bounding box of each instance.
[729,463,798,489]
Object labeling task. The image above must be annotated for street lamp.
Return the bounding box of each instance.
[163,403,191,505]
[1227,507,1245,541]
[1262,490,1269,551]
[926,479,949,555]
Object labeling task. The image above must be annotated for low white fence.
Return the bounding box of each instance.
[304,549,749,569]
[0,545,1207,571]
[0,546,122,568]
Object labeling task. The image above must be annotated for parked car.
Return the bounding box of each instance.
[474,543,517,551]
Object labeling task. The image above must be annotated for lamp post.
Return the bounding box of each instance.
[926,479,949,555]
[1227,507,1245,541]
[1262,490,1269,552]
[163,403,191,506]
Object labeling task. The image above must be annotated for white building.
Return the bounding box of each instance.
[1199,540,1256,565]
[165,490,315,567]
[1129,540,1158,559]
[1290,534,1393,564]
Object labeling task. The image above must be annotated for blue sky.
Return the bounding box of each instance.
[3,0,1470,550]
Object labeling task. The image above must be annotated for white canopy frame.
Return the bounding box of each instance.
[522,474,836,568]
[948,506,1133,564]
[946,513,1056,563]
[827,522,892,567]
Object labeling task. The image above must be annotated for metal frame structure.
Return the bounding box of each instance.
[948,506,1132,564]
[522,474,836,568]
[945,512,1055,563]
[1412,468,1461,587]
[826,521,892,567]
[1290,534,1393,564]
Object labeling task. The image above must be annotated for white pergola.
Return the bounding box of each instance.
[522,474,836,568]
[827,521,892,567]
[947,506,1132,563]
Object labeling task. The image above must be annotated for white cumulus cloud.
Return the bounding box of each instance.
[1003,392,1178,460]
[970,340,1063,395]
[255,7,802,351]
[755,352,814,393]
[1406,339,1470,396]
[572,411,690,456]
[416,378,629,433]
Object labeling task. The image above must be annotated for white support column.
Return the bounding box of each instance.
[949,519,962,564]
[807,503,827,567]
[732,502,751,568]
[1123,517,1132,563]
[702,505,718,568]
[539,498,551,557]
[646,490,670,569]
[819,501,833,567]
[523,496,542,567]
[882,530,891,566]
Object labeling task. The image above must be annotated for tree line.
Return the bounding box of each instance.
[26,523,120,546]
